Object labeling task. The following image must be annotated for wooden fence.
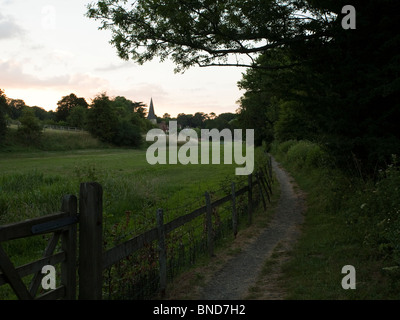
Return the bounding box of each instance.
[0,159,273,300]
[43,125,84,132]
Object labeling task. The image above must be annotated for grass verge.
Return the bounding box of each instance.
[270,140,400,300]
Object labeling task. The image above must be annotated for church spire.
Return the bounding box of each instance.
[147,98,157,124]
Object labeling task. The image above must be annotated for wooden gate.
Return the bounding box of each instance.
[0,195,78,300]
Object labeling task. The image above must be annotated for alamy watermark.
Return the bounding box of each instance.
[341,265,356,290]
[342,5,356,30]
[41,265,56,290]
[146,121,254,176]
[41,5,56,30]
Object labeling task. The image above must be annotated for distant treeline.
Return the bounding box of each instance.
[0,90,239,148]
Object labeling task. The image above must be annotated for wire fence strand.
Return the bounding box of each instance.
[101,158,273,300]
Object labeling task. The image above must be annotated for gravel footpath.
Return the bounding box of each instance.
[199,156,305,300]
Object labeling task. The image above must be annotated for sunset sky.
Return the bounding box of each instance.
[0,0,246,117]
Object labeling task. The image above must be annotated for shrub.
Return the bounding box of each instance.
[357,155,400,264]
[112,119,143,147]
[305,143,329,168]
[17,108,43,145]
[278,140,297,154]
[286,140,312,168]
[282,140,329,169]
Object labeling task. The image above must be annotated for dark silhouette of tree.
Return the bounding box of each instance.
[0,90,8,141]
[6,98,27,120]
[86,93,118,142]
[56,93,89,122]
[86,0,335,72]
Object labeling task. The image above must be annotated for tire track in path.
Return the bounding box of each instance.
[199,156,305,300]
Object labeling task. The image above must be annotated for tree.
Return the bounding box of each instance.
[31,106,51,121]
[214,113,237,131]
[208,112,216,120]
[177,113,193,128]
[130,111,156,132]
[67,105,88,129]
[112,96,135,117]
[56,93,89,122]
[87,93,118,142]
[87,92,144,147]
[287,0,400,169]
[86,0,335,72]
[273,100,317,142]
[17,107,43,145]
[192,112,207,128]
[6,98,27,120]
[0,90,8,140]
[237,49,302,145]
[134,102,147,118]
[112,118,143,147]
[233,0,400,171]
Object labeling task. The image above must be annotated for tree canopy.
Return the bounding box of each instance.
[236,0,400,171]
[86,0,340,72]
[56,93,89,122]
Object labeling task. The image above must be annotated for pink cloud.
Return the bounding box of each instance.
[0,59,108,93]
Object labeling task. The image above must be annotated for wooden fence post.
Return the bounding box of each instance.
[256,172,267,211]
[231,182,238,238]
[205,192,214,257]
[61,195,77,300]
[157,208,167,297]
[79,182,103,300]
[268,157,273,184]
[248,174,253,225]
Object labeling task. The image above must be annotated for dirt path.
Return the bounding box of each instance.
[198,156,305,300]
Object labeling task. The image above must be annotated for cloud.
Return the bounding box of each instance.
[95,61,136,72]
[0,59,109,93]
[0,12,24,40]
[110,83,169,102]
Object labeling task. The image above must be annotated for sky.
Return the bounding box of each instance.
[0,0,246,118]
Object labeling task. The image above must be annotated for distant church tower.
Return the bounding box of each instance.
[147,98,157,125]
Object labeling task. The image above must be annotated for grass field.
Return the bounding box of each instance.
[1,127,108,152]
[0,147,249,225]
[0,135,264,299]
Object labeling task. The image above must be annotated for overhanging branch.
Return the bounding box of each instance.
[197,62,302,70]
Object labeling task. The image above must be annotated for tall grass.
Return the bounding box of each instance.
[1,127,108,152]
[0,144,264,299]
[270,140,400,299]
[40,130,108,150]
